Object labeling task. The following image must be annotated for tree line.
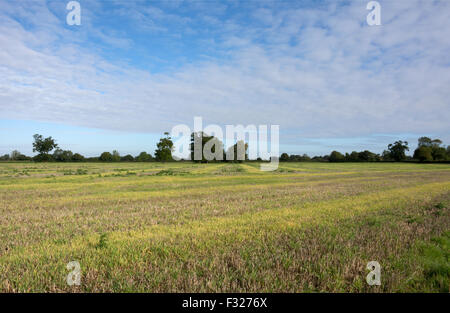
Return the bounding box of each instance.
[280,137,449,162]
[0,134,448,163]
[0,132,249,163]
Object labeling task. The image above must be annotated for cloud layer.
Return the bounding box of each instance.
[0,0,449,150]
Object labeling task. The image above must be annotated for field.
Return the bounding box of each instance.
[0,162,449,292]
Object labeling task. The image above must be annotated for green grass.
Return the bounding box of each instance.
[0,162,449,292]
[413,232,450,292]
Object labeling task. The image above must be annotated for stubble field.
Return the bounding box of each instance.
[0,162,449,292]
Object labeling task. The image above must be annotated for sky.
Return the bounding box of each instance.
[0,0,449,157]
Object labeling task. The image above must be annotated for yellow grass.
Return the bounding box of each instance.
[0,162,449,292]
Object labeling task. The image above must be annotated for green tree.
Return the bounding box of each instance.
[382,150,392,161]
[329,151,345,162]
[280,153,290,162]
[99,152,113,162]
[415,137,446,161]
[347,151,360,162]
[32,134,58,160]
[112,150,121,162]
[0,154,9,161]
[288,153,314,162]
[53,149,74,162]
[121,154,134,162]
[190,132,224,163]
[135,152,153,162]
[432,147,447,161]
[155,132,174,162]
[431,139,443,148]
[413,146,433,162]
[225,140,248,162]
[10,150,21,161]
[358,150,380,162]
[33,153,52,162]
[72,153,85,162]
[417,137,433,148]
[387,140,409,161]
[301,154,311,161]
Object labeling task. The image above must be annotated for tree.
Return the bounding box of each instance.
[32,134,58,157]
[10,150,21,161]
[280,153,289,162]
[0,154,9,161]
[417,137,433,148]
[312,155,329,162]
[8,150,30,161]
[226,140,248,162]
[112,150,121,162]
[346,151,360,162]
[413,146,433,162]
[288,153,312,162]
[121,154,134,162]
[381,150,391,161]
[72,153,85,162]
[301,154,311,161]
[387,140,409,161]
[432,147,447,161]
[431,139,443,148]
[99,152,113,162]
[155,132,174,162]
[190,132,224,163]
[415,137,446,161]
[135,152,153,162]
[357,150,380,162]
[53,149,74,162]
[33,153,52,162]
[329,151,345,162]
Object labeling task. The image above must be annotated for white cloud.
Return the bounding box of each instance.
[0,0,449,148]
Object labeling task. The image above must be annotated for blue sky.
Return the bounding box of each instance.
[0,0,449,157]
